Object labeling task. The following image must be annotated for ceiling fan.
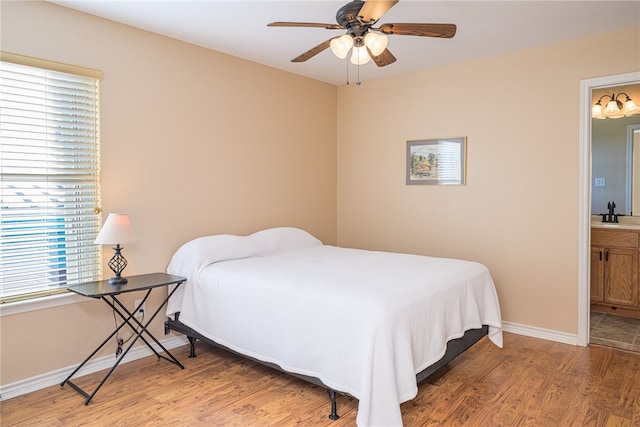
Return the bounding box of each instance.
[267,0,457,67]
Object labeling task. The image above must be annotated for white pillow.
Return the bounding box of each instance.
[167,227,322,278]
[250,227,322,256]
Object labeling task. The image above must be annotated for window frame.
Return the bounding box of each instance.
[0,52,103,307]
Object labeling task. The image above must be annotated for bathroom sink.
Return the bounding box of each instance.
[591,218,640,230]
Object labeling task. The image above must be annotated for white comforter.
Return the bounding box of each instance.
[167,227,502,427]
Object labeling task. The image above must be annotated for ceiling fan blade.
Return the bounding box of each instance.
[268,22,343,30]
[379,23,457,38]
[367,47,397,67]
[291,37,339,62]
[358,0,399,23]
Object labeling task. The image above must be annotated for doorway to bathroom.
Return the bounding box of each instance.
[579,72,640,350]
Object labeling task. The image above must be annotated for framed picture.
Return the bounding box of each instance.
[406,137,467,185]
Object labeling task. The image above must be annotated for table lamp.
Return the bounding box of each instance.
[94,213,138,285]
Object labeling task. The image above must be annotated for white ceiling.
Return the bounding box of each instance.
[52,1,640,85]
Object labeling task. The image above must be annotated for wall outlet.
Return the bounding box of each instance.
[134,299,145,318]
[595,177,605,187]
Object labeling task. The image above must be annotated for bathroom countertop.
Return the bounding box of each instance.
[591,215,640,230]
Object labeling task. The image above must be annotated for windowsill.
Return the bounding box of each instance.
[0,291,89,317]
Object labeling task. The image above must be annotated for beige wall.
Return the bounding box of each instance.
[337,26,640,334]
[2,0,640,391]
[0,1,337,385]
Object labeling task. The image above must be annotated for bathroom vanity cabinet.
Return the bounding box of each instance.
[591,228,640,318]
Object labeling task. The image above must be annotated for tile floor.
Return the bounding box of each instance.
[590,311,640,352]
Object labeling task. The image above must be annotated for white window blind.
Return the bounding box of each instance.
[0,57,102,303]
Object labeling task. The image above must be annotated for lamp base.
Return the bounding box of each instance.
[108,276,128,285]
[107,245,129,285]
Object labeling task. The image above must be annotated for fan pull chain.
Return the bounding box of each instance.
[355,47,362,85]
[346,56,350,85]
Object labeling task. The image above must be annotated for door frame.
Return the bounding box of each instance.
[578,71,640,346]
[627,124,640,215]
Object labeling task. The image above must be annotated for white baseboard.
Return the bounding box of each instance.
[0,335,189,401]
[0,322,580,402]
[502,321,579,346]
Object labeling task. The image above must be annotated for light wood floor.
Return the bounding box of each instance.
[2,332,639,426]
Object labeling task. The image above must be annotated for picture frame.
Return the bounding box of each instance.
[406,137,467,185]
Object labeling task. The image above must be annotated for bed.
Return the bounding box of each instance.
[165,227,503,427]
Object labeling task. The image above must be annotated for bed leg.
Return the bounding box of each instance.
[188,336,197,358]
[327,389,339,420]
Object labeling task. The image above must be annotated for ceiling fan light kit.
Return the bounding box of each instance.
[330,32,387,64]
[267,0,457,83]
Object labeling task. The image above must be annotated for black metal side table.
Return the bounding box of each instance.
[61,272,186,404]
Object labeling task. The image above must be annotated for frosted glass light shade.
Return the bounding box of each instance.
[350,45,371,65]
[94,213,138,245]
[592,103,605,119]
[330,34,354,59]
[624,98,640,116]
[364,32,388,56]
[604,99,621,115]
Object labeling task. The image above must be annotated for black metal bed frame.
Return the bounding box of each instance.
[165,313,488,421]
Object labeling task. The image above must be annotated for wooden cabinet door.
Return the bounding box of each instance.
[605,248,638,308]
[590,246,605,303]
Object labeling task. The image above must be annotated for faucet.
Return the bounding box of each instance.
[602,201,618,223]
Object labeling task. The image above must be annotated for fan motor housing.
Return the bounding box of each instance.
[336,0,369,37]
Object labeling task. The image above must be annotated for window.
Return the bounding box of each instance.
[0,53,103,303]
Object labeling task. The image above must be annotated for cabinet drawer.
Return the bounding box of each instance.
[592,229,639,248]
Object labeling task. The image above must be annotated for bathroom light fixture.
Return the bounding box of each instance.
[94,213,138,285]
[592,92,640,119]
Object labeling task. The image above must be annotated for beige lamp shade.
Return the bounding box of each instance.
[94,213,138,245]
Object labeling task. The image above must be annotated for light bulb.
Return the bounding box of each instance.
[350,45,371,65]
[330,34,354,59]
[364,32,388,57]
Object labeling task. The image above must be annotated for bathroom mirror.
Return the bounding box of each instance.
[591,83,640,216]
